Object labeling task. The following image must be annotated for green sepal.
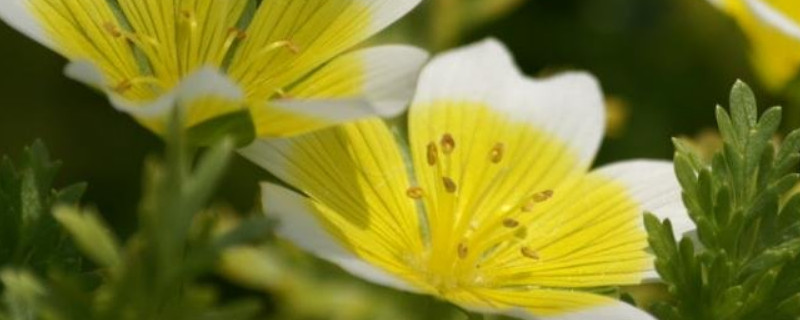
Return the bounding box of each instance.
[186,109,256,148]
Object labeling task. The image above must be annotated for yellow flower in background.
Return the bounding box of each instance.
[707,0,800,91]
[0,0,427,138]
[242,39,692,319]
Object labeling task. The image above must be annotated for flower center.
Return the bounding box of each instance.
[407,133,556,293]
[100,8,300,101]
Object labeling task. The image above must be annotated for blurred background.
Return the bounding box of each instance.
[0,0,794,318]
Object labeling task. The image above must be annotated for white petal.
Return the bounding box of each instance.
[744,0,800,41]
[260,182,420,293]
[287,45,428,118]
[412,38,605,166]
[66,61,243,119]
[359,0,422,34]
[591,160,691,237]
[64,60,106,90]
[266,99,377,123]
[356,45,429,116]
[0,0,56,51]
[500,301,656,320]
[591,160,692,281]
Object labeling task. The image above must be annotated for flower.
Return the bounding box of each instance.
[0,0,427,138]
[242,39,693,319]
[706,0,800,91]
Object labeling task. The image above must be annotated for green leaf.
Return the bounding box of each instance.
[647,81,800,320]
[53,206,121,268]
[729,80,758,137]
[0,141,85,274]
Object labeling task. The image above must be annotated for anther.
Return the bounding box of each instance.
[440,133,455,155]
[406,187,424,199]
[180,9,198,28]
[113,79,133,93]
[443,177,457,193]
[502,218,520,228]
[228,27,248,41]
[103,22,122,38]
[427,142,438,166]
[274,88,292,99]
[490,143,504,163]
[532,190,554,202]
[522,201,536,212]
[260,40,301,56]
[520,246,540,260]
[458,242,469,259]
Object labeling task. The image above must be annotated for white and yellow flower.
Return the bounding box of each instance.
[707,0,800,91]
[242,39,693,319]
[0,0,427,138]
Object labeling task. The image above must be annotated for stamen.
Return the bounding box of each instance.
[406,187,424,199]
[103,22,122,38]
[442,177,457,193]
[490,143,504,163]
[440,133,455,155]
[257,40,301,57]
[180,9,198,29]
[112,77,165,94]
[520,246,540,260]
[427,142,438,166]
[522,201,536,212]
[274,88,292,99]
[532,190,554,202]
[521,190,554,212]
[222,28,247,53]
[502,218,519,228]
[458,242,469,259]
[228,27,248,41]
[114,79,133,93]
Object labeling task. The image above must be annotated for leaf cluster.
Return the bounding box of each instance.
[646,81,800,320]
[0,114,270,320]
[0,141,85,275]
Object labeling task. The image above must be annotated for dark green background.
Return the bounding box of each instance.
[0,0,782,231]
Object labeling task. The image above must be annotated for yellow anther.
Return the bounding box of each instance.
[490,143,504,163]
[520,246,540,260]
[113,79,133,93]
[458,242,469,259]
[222,28,248,54]
[112,77,165,94]
[442,177,457,193]
[180,9,198,28]
[406,187,424,199]
[502,218,519,228]
[532,190,554,202]
[441,133,456,155]
[522,201,536,212]
[103,22,122,38]
[228,27,248,41]
[258,40,301,57]
[274,88,292,99]
[427,142,438,166]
